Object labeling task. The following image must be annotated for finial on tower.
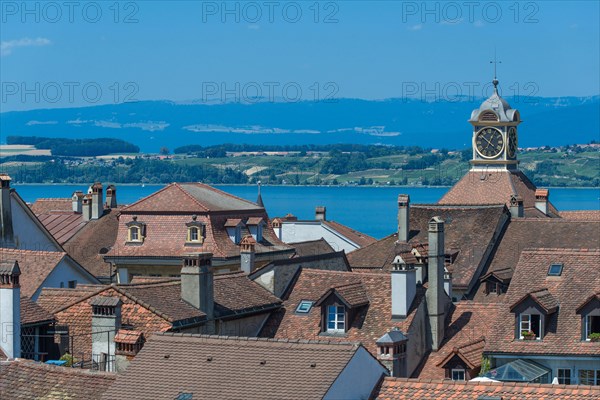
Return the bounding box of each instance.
[490,49,502,93]
[256,180,264,208]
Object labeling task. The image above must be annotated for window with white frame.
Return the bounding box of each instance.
[557,368,571,385]
[519,313,541,339]
[451,369,466,381]
[578,370,600,385]
[585,314,600,340]
[326,305,345,333]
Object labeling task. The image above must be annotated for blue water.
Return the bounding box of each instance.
[14,184,600,239]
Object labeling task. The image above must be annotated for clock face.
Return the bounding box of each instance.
[507,127,518,158]
[475,127,504,159]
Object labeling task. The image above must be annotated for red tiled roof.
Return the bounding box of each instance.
[414,302,501,379]
[315,282,370,308]
[262,269,425,356]
[0,249,66,298]
[485,248,600,356]
[473,219,600,302]
[290,238,335,258]
[20,296,55,326]
[30,198,72,214]
[114,329,144,344]
[560,210,600,221]
[510,288,559,314]
[36,213,87,245]
[438,170,560,217]
[101,333,364,400]
[323,220,377,248]
[123,183,262,213]
[374,377,600,399]
[0,359,115,399]
[347,205,508,290]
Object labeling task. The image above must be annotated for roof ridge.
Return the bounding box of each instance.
[187,182,261,208]
[522,248,600,255]
[154,332,361,347]
[174,183,210,212]
[121,183,173,211]
[381,376,600,390]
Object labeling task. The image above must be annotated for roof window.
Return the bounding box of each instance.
[547,263,563,276]
[296,300,314,314]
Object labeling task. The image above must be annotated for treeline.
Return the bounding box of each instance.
[174,143,435,158]
[6,158,246,184]
[6,136,139,157]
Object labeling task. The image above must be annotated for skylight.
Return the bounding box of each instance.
[547,263,563,276]
[296,300,314,314]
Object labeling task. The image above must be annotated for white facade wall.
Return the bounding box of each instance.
[31,257,98,300]
[0,287,21,358]
[279,222,359,253]
[11,197,60,252]
[324,346,388,400]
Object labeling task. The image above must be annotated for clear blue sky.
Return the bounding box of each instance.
[1,1,599,111]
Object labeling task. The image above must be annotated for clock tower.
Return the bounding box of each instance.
[469,77,520,170]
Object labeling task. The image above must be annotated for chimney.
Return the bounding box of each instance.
[91,183,103,219]
[444,270,453,301]
[72,191,83,213]
[240,235,256,274]
[0,174,14,247]
[0,260,21,359]
[509,194,524,218]
[376,328,408,377]
[181,253,214,332]
[271,218,282,240]
[82,195,93,221]
[391,255,416,319]
[397,194,410,242]
[106,185,117,209]
[90,296,122,372]
[427,216,447,351]
[315,206,326,221]
[535,189,549,216]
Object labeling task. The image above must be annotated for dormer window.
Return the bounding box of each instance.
[576,294,600,341]
[326,305,345,333]
[186,216,205,244]
[519,313,541,340]
[511,289,558,341]
[126,216,146,243]
[225,219,243,244]
[246,217,266,242]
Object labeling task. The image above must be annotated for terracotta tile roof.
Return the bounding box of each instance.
[316,282,370,308]
[106,212,293,260]
[36,286,100,313]
[414,302,501,379]
[114,329,144,345]
[290,238,335,258]
[473,219,600,301]
[246,217,264,225]
[0,249,66,298]
[101,333,364,400]
[35,213,86,244]
[0,348,6,360]
[560,210,600,221]
[374,377,600,399]
[0,359,115,399]
[212,271,282,316]
[347,205,509,290]
[20,296,55,326]
[485,248,600,356]
[262,269,425,356]
[510,288,559,314]
[62,208,120,279]
[438,170,560,217]
[323,220,377,248]
[30,198,72,214]
[224,218,243,227]
[123,182,263,213]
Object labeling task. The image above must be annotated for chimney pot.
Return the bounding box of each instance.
[397,194,410,242]
[181,253,215,332]
[315,206,326,221]
[91,183,103,219]
[0,174,14,246]
[240,235,256,274]
[106,185,117,209]
[391,255,416,319]
[509,194,524,218]
[534,189,549,216]
[427,216,447,351]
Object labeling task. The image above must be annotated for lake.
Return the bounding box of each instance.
[14,184,600,239]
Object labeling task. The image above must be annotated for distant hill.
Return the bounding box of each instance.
[1,96,598,152]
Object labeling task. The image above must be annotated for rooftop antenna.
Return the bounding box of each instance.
[490,48,502,93]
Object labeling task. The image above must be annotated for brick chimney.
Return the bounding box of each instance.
[72,191,83,214]
[397,194,410,242]
[391,255,416,319]
[0,174,14,247]
[0,260,21,359]
[427,216,447,351]
[91,183,103,220]
[315,206,326,221]
[240,235,256,274]
[509,194,524,218]
[106,185,117,209]
[376,328,408,377]
[181,253,214,333]
[535,189,549,216]
[90,296,122,372]
[82,194,93,221]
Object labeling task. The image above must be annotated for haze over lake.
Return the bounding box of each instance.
[16,184,600,239]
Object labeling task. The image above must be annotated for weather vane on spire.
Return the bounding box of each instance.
[490,49,502,92]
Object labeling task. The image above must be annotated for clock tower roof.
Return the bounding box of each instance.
[469,81,519,124]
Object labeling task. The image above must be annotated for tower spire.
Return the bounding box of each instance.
[490,49,502,93]
[256,181,264,208]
